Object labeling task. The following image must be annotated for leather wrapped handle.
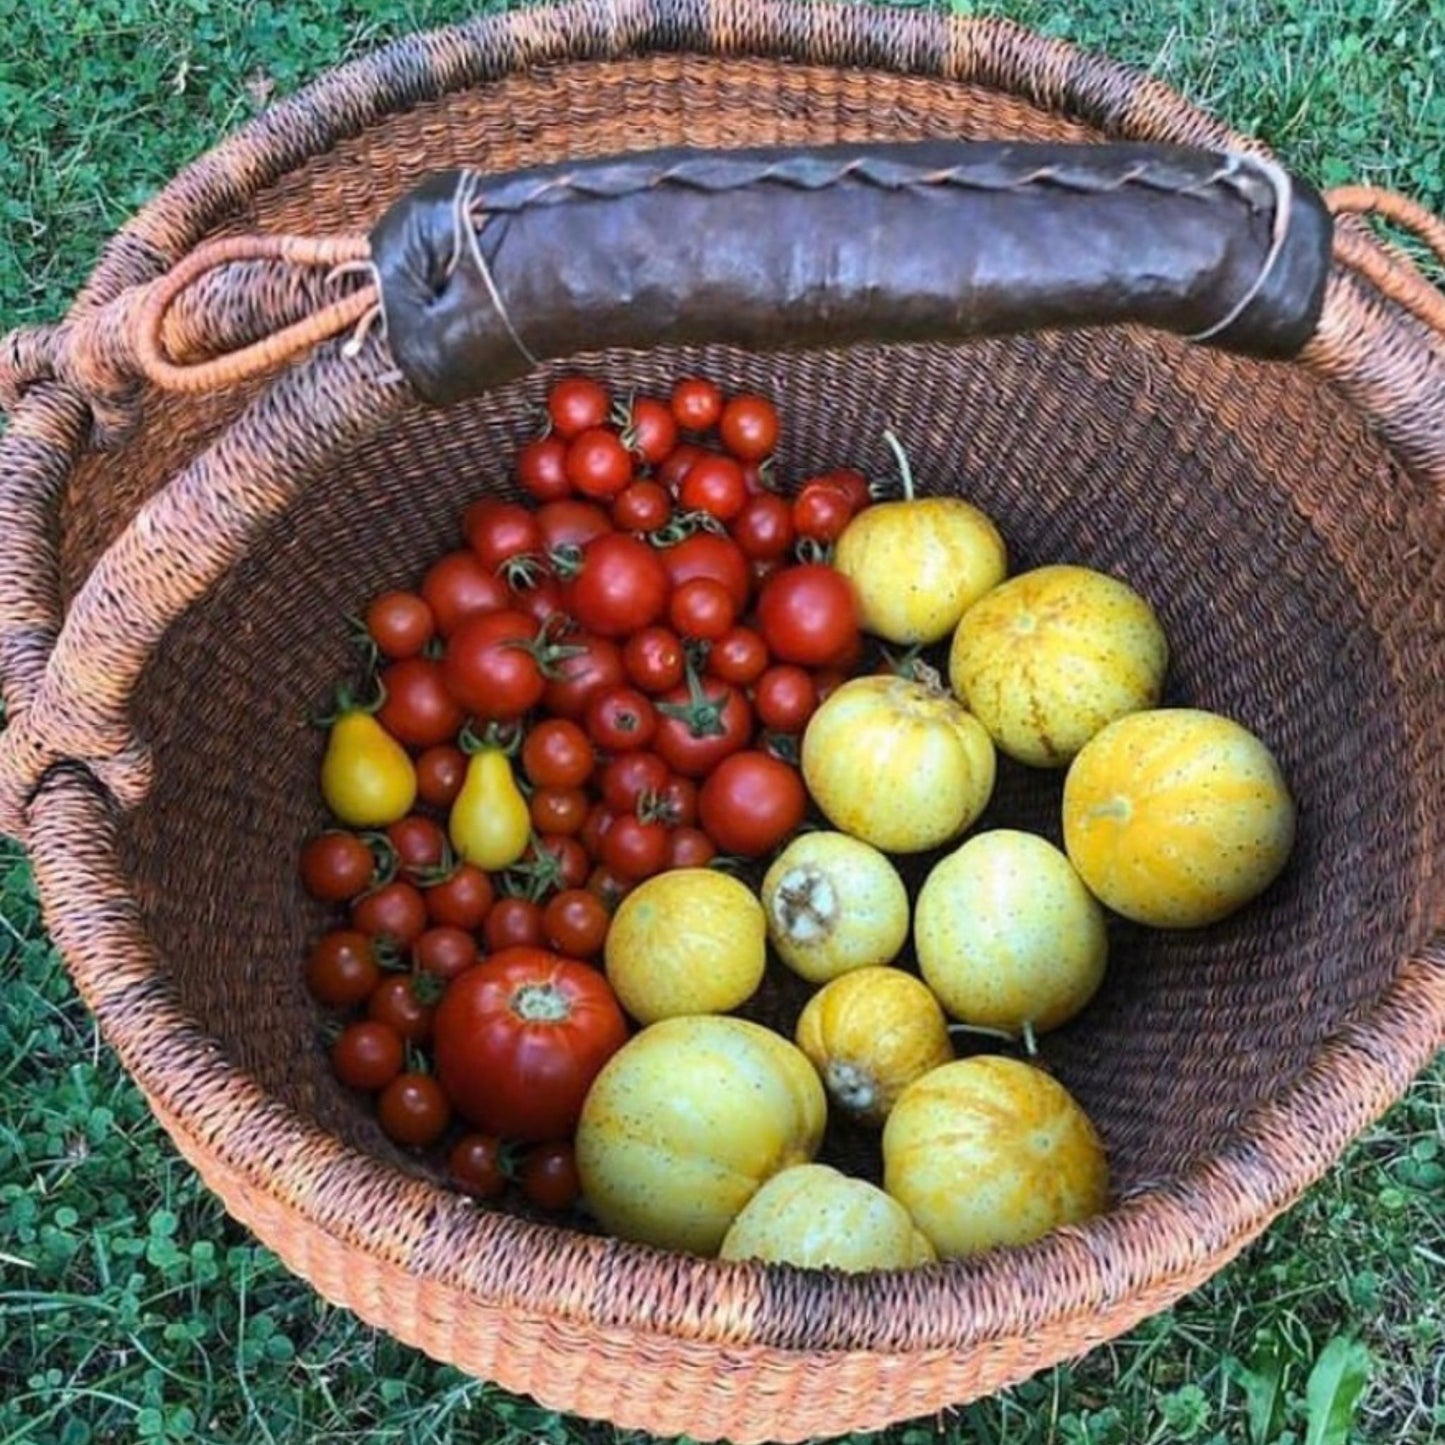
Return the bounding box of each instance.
[370,141,1334,406]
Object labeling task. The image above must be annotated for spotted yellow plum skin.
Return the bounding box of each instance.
[883,1056,1108,1258]
[575,1016,827,1256]
[1063,707,1297,929]
[914,829,1108,1035]
[720,1164,936,1270]
[949,564,1168,768]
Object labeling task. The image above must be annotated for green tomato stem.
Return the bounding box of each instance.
[881,429,916,503]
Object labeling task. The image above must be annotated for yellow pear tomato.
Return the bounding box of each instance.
[795,967,953,1127]
[1062,707,1297,928]
[914,829,1108,1035]
[320,710,416,827]
[575,1015,827,1255]
[448,747,530,871]
[801,675,996,854]
[949,564,1169,768]
[720,1163,936,1270]
[761,832,909,984]
[604,869,766,1024]
[883,1056,1109,1259]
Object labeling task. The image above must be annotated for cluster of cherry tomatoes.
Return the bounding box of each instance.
[299,374,880,1209]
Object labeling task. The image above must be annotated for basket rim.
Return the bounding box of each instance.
[5,0,1445,1432]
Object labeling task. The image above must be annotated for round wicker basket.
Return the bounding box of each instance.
[1,3,1441,1439]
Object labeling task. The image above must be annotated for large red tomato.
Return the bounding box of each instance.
[654,675,753,777]
[432,948,630,1142]
[698,750,807,856]
[442,609,546,719]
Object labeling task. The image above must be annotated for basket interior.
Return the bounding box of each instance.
[62,54,1436,1227]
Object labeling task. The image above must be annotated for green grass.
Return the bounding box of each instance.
[2,2,1443,1443]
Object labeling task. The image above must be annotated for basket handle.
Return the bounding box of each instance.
[366,142,1339,405]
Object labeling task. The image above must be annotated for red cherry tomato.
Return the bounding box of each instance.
[792,481,854,543]
[565,427,634,500]
[432,947,629,1141]
[378,1072,451,1148]
[521,718,596,789]
[530,786,589,836]
[484,897,546,952]
[670,378,724,433]
[819,466,871,514]
[566,534,670,638]
[707,626,769,686]
[386,815,447,874]
[656,442,705,493]
[424,863,495,930]
[667,576,737,642]
[535,498,614,554]
[519,1142,582,1211]
[449,1132,509,1198]
[541,632,626,721]
[658,533,751,611]
[508,574,564,630]
[415,745,467,808]
[330,1020,404,1092]
[623,397,679,466]
[611,479,672,534]
[730,492,795,561]
[718,394,779,461]
[547,376,610,439]
[653,677,753,778]
[756,564,861,667]
[351,881,429,946]
[365,591,435,660]
[586,864,632,912]
[516,435,572,503]
[753,664,819,733]
[542,888,611,959]
[585,685,659,753]
[367,975,436,1045]
[421,550,510,636]
[622,626,686,695]
[665,825,716,870]
[441,609,546,720]
[299,832,375,903]
[600,814,670,881]
[530,833,591,893]
[678,453,747,522]
[377,657,466,749]
[599,751,671,815]
[654,773,699,829]
[412,925,479,982]
[698,750,807,857]
[463,500,543,573]
[305,929,380,1009]
[578,803,616,860]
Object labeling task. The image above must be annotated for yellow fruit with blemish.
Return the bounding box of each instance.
[1062,707,1296,929]
[949,564,1168,768]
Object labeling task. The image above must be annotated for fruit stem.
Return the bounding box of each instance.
[882,429,916,503]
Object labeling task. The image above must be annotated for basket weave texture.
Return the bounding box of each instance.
[1,3,1442,1440]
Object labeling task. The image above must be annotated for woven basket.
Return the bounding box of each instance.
[2,2,1442,1439]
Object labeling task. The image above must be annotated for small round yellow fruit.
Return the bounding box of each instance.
[914,829,1108,1035]
[605,869,766,1023]
[1062,707,1297,929]
[762,832,910,984]
[576,1016,827,1255]
[801,675,996,854]
[883,1056,1109,1258]
[834,495,1008,645]
[949,564,1169,768]
[795,967,953,1126]
[720,1164,936,1270]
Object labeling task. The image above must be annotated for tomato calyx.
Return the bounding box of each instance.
[345,612,382,672]
[646,510,727,548]
[759,730,801,766]
[457,719,524,758]
[499,839,566,903]
[793,536,836,567]
[655,663,731,739]
[310,676,386,728]
[495,615,588,680]
[877,644,943,691]
[497,552,549,591]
